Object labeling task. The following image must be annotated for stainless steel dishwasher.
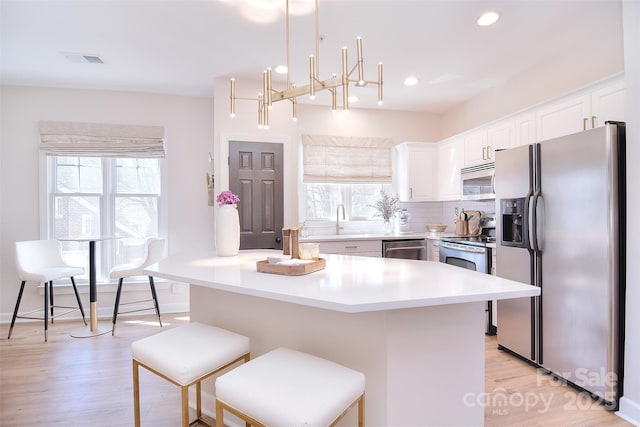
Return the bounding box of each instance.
[382,239,427,260]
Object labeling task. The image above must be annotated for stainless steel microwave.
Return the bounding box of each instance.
[461,163,495,200]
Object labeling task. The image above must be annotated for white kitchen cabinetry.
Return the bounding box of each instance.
[535,78,625,142]
[436,138,462,201]
[591,80,626,127]
[486,119,515,157]
[514,112,536,147]
[426,238,441,262]
[463,130,488,168]
[318,239,381,257]
[395,142,437,202]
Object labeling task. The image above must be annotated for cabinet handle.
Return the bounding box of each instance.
[410,187,413,199]
[344,245,358,249]
[487,145,493,159]
[583,118,588,130]
[592,116,596,128]
[482,146,486,160]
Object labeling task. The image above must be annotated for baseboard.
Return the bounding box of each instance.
[0,302,190,324]
[618,396,640,426]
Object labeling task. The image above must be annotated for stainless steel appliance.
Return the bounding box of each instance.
[461,163,495,200]
[495,122,626,409]
[439,217,497,335]
[383,239,427,260]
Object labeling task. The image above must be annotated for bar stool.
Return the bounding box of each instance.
[215,347,366,427]
[131,322,250,427]
[110,238,165,335]
[8,240,87,342]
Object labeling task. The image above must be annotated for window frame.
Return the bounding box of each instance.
[39,153,167,286]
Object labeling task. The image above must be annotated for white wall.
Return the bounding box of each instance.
[0,86,214,320]
[212,76,442,227]
[619,2,640,424]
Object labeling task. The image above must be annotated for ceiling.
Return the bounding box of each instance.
[0,0,624,114]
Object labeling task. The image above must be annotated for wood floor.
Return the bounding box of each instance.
[0,314,632,426]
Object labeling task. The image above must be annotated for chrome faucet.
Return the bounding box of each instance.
[336,204,346,234]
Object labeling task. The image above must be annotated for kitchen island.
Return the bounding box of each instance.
[145,250,539,426]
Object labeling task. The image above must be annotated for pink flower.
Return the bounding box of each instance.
[216,190,240,207]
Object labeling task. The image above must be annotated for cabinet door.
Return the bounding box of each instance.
[396,142,436,201]
[463,130,488,167]
[514,112,536,146]
[535,93,591,141]
[437,138,462,201]
[486,120,515,159]
[591,81,625,128]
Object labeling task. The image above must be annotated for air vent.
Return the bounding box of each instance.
[61,52,104,64]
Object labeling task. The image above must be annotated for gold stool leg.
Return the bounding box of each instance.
[181,385,189,427]
[358,393,365,427]
[133,360,141,427]
[196,381,202,420]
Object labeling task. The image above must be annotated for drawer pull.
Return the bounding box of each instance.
[344,245,358,249]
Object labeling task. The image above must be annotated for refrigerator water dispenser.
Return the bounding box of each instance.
[500,198,527,248]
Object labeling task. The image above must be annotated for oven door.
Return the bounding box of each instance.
[438,241,489,273]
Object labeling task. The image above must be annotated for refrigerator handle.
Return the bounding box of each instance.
[531,192,541,253]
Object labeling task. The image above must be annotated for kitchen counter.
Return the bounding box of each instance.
[300,232,432,242]
[145,250,538,426]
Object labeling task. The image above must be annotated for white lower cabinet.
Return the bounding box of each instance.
[426,238,440,262]
[318,239,382,257]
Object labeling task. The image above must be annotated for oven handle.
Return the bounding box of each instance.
[439,241,487,253]
[384,245,426,252]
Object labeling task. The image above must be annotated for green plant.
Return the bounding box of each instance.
[369,189,400,221]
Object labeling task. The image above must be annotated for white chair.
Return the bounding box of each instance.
[109,238,165,335]
[131,322,250,427]
[8,240,87,342]
[215,347,366,427]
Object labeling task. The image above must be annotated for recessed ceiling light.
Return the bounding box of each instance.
[404,77,418,86]
[348,95,359,103]
[477,11,500,26]
[274,65,288,74]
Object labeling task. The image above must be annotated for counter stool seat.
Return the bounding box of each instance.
[131,322,250,427]
[215,347,365,427]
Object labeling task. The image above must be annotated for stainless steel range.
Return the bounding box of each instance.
[439,215,496,335]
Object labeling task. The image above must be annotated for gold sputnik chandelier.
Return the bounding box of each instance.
[230,0,383,129]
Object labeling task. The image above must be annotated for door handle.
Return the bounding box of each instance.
[275,237,282,243]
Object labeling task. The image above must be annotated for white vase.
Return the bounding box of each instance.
[215,204,240,256]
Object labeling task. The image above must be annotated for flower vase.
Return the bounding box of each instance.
[215,204,240,256]
[384,218,393,235]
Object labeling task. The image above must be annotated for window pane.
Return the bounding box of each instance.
[116,158,160,194]
[115,196,158,238]
[53,196,101,239]
[351,184,391,219]
[55,157,102,193]
[305,184,342,220]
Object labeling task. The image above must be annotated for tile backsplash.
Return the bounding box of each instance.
[399,200,497,234]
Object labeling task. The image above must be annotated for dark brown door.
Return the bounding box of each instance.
[229,141,284,250]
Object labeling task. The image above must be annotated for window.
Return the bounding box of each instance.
[304,183,392,220]
[301,134,394,225]
[46,155,162,284]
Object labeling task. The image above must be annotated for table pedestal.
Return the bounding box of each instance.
[70,302,111,337]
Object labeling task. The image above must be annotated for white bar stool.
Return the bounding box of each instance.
[131,322,250,427]
[215,347,365,427]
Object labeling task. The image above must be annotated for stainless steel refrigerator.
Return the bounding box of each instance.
[495,122,625,409]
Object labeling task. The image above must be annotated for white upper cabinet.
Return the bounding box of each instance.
[463,130,488,167]
[436,137,462,201]
[395,142,437,202]
[514,112,536,147]
[486,119,516,157]
[535,76,625,142]
[591,80,625,127]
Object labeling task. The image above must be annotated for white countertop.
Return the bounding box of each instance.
[145,249,538,313]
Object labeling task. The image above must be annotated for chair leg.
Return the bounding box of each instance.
[148,276,162,327]
[7,281,27,339]
[112,278,124,336]
[49,281,54,323]
[181,385,189,427]
[216,400,224,427]
[44,282,49,342]
[70,276,87,326]
[133,360,141,427]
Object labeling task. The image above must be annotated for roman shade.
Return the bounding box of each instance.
[301,134,393,183]
[39,121,165,158]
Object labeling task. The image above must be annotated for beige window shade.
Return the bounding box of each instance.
[302,134,393,182]
[39,121,166,158]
